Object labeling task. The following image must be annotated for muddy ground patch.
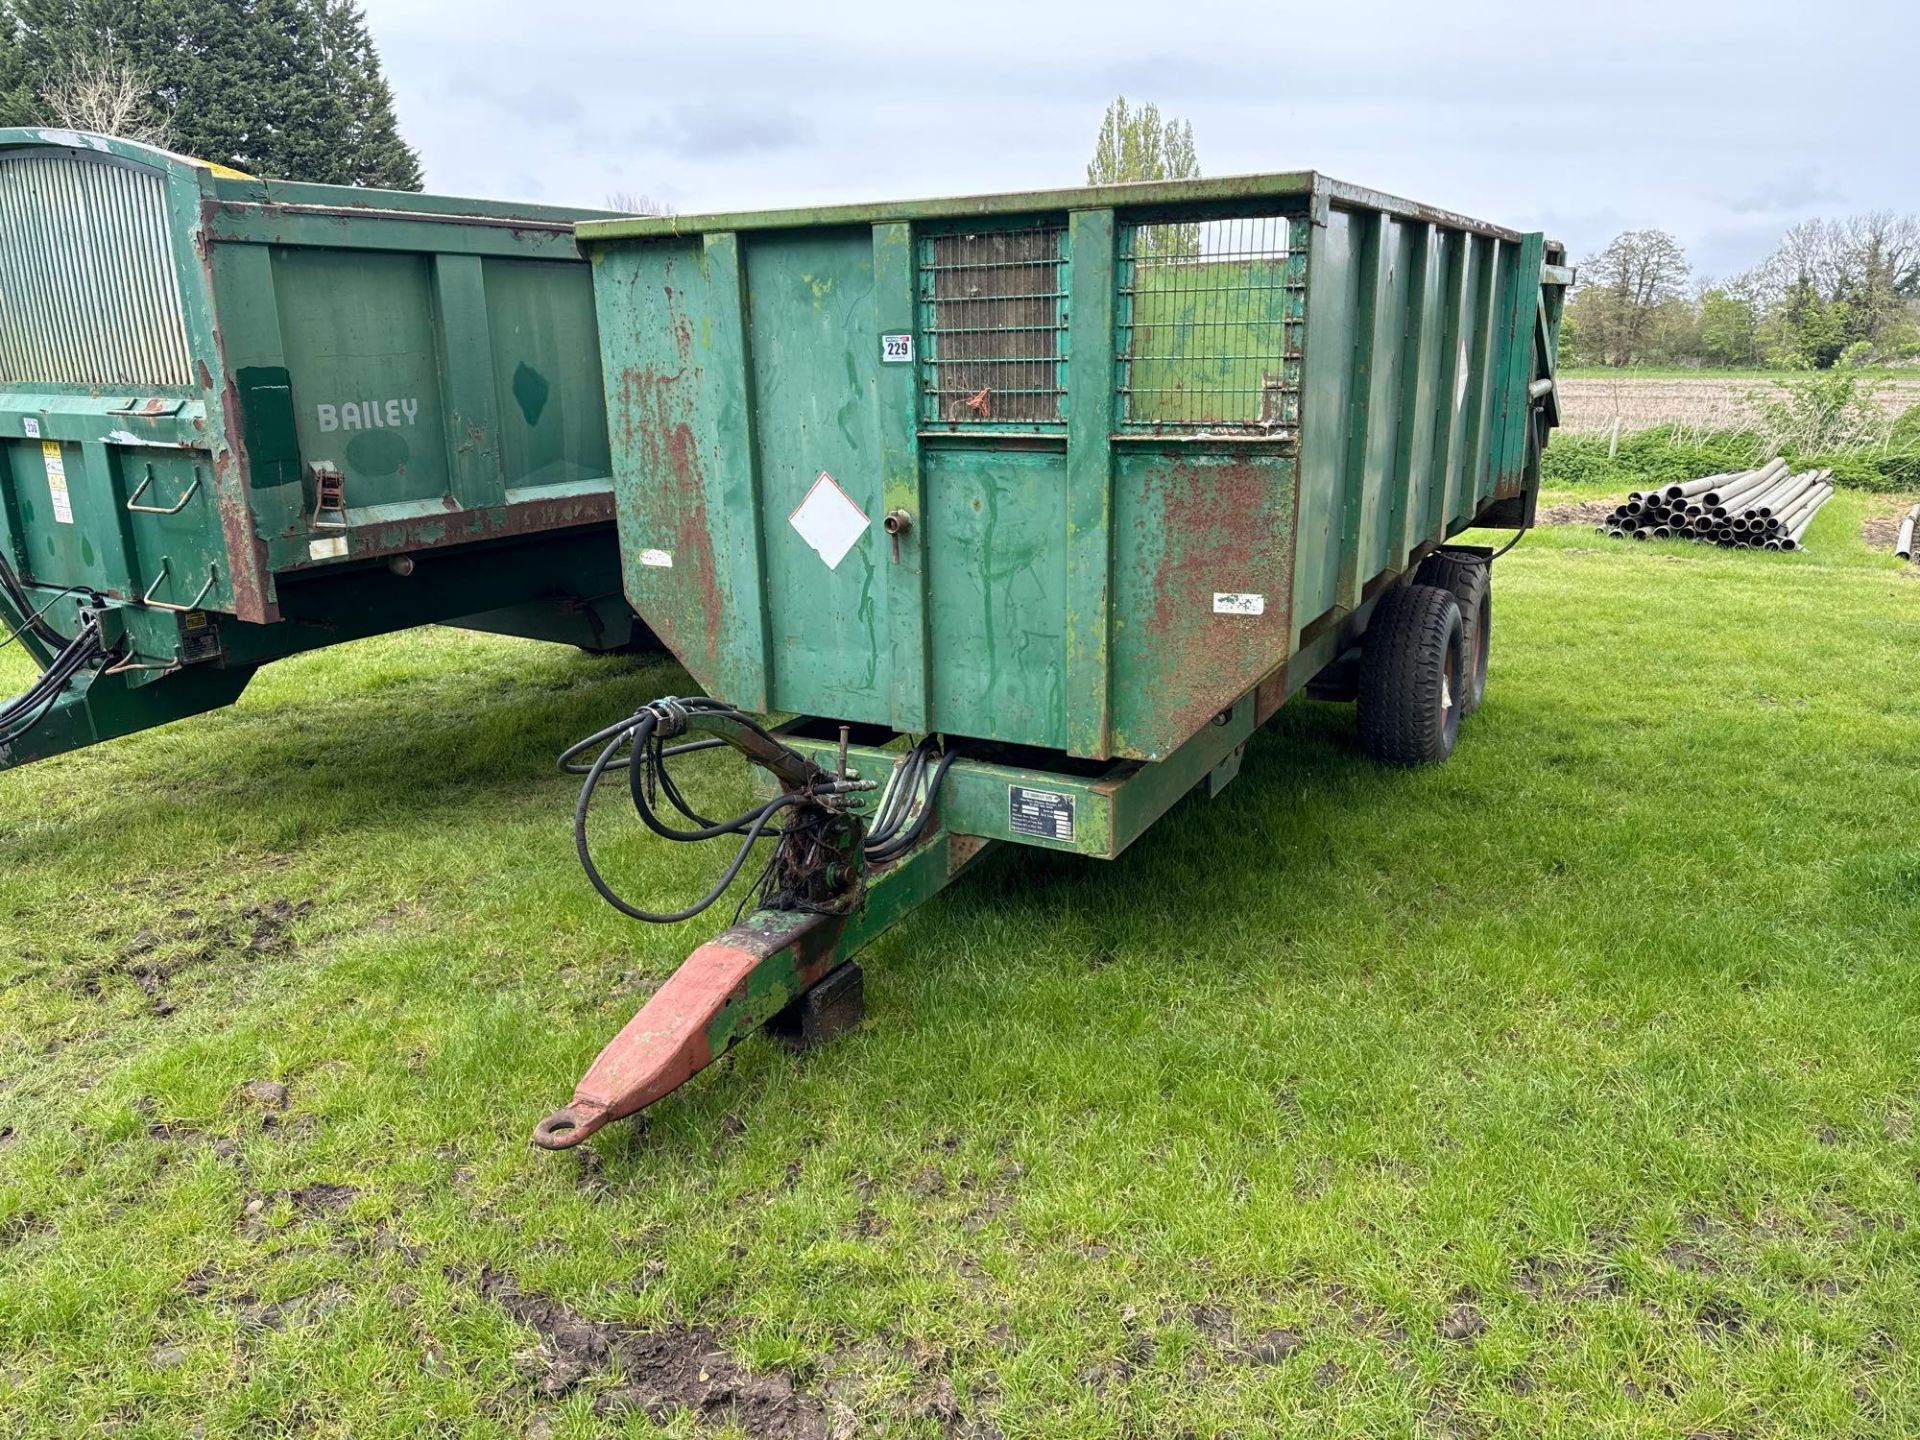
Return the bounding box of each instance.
[1538,498,1622,527]
[477,1269,829,1439]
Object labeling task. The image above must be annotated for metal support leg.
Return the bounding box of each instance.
[768,961,865,1050]
[1206,745,1245,798]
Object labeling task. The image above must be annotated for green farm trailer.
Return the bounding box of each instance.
[530,173,1570,1148]
[0,129,643,769]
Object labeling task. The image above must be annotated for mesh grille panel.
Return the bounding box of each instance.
[918,226,1066,426]
[1116,215,1304,432]
[0,152,193,389]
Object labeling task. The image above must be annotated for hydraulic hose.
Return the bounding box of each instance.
[0,585,84,654]
[564,700,959,925]
[0,557,73,651]
[0,612,111,749]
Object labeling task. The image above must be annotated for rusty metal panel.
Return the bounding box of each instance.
[1109,446,1296,760]
[0,129,621,614]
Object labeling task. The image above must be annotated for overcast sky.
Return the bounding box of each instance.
[362,0,1916,283]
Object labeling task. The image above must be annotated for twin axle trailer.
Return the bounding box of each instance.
[0,141,1566,1144]
[0,130,642,769]
[533,174,1570,1146]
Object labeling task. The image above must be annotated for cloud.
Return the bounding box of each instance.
[365,0,1920,280]
[444,72,583,128]
[1725,171,1847,216]
[641,103,815,160]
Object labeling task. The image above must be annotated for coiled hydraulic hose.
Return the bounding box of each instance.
[563,700,956,924]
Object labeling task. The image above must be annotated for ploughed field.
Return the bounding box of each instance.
[1,488,1917,1438]
[1558,373,1920,435]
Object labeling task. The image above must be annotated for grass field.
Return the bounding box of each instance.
[3,488,1919,1438]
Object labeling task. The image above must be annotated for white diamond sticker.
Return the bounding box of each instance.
[788,471,870,570]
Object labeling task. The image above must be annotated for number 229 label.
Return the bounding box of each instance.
[881,333,913,364]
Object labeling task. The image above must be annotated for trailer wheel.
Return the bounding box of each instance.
[1415,552,1491,715]
[1357,583,1464,766]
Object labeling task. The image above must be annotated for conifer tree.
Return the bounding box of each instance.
[0,0,422,189]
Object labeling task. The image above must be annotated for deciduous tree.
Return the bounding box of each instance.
[605,189,674,217]
[1697,282,1764,368]
[1088,96,1200,257]
[38,44,167,143]
[1088,96,1199,186]
[1571,229,1692,368]
[1752,214,1920,365]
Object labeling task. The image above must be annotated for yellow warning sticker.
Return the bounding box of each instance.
[41,441,72,525]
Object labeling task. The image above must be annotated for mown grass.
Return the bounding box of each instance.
[2,492,1918,1438]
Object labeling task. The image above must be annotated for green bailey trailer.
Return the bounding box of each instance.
[0,129,646,769]
[533,172,1571,1148]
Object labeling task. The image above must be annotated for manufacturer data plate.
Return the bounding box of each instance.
[1009,785,1075,843]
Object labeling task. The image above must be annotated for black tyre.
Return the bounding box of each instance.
[1415,551,1491,715]
[1356,583,1464,767]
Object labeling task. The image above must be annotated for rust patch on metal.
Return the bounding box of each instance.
[1144,454,1292,755]
[946,833,989,875]
[211,362,279,624]
[531,912,845,1150]
[616,365,724,677]
[1254,666,1289,726]
[673,487,724,677]
[276,495,616,569]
